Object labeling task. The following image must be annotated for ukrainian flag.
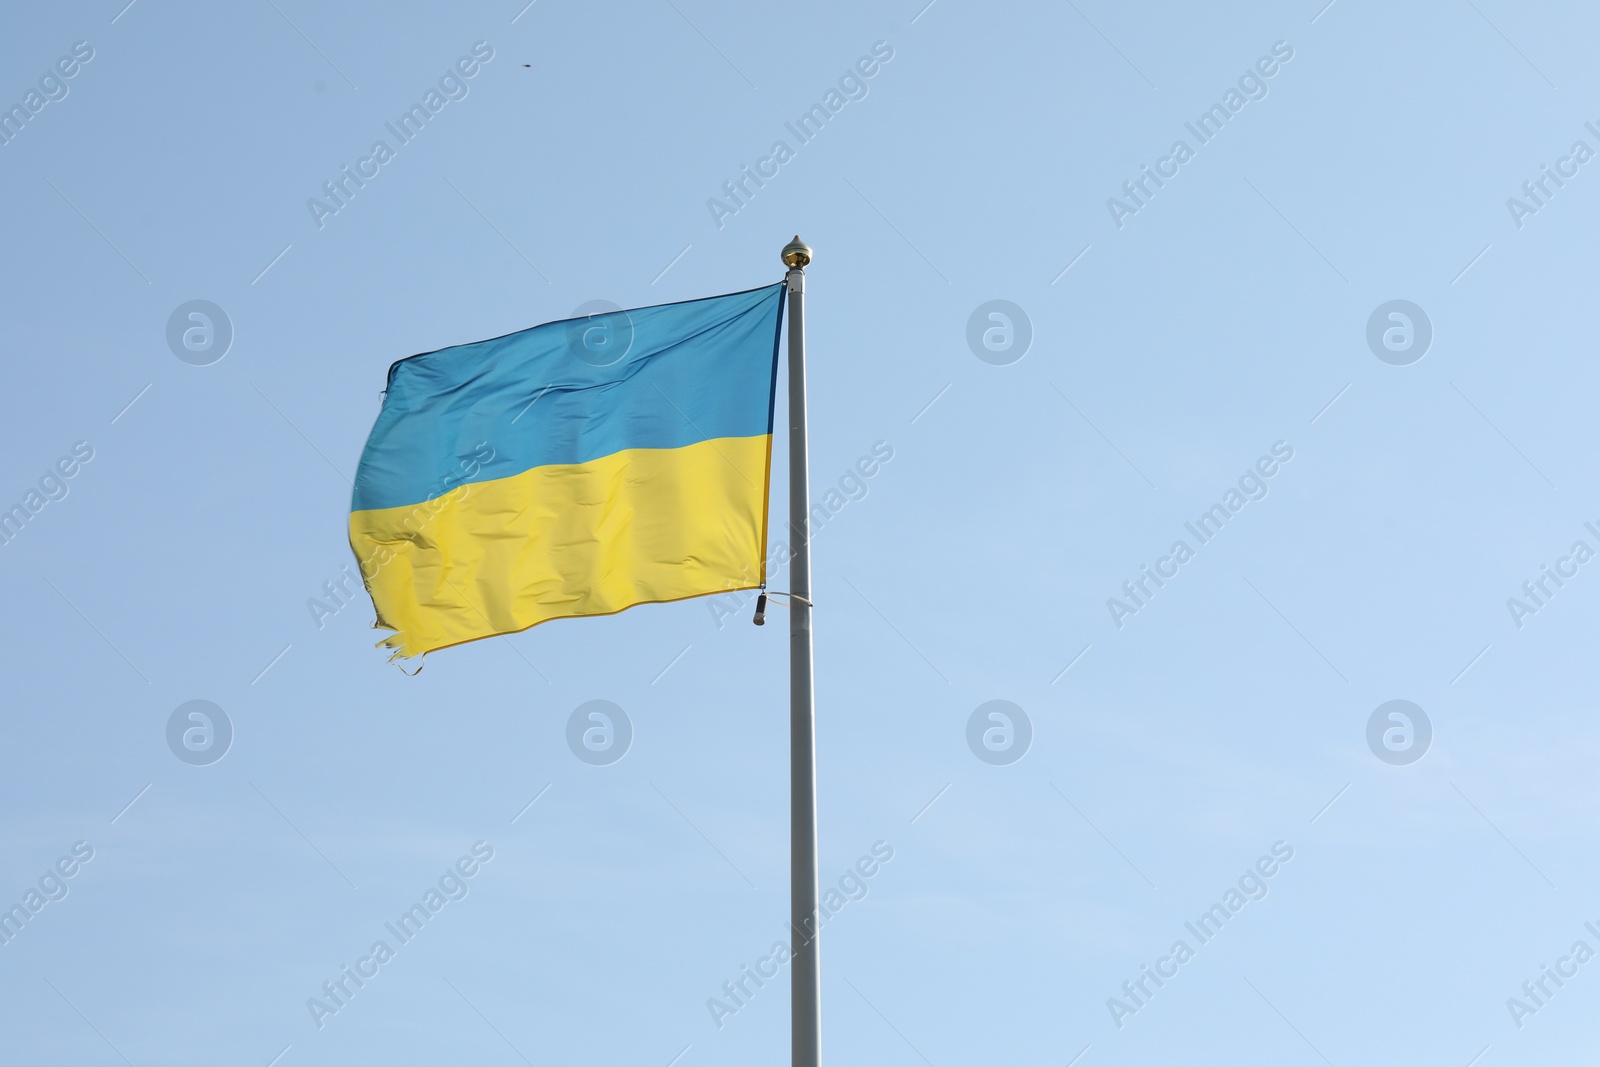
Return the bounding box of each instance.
[350,283,786,659]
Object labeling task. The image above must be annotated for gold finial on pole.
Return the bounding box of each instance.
[781,235,812,270]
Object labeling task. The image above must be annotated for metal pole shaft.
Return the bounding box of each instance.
[785,260,820,1067]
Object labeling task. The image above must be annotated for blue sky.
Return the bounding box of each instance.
[2,1,1599,1064]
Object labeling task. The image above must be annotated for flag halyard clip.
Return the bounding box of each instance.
[752,585,812,626]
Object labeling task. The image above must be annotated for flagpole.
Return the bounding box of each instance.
[781,235,820,1067]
